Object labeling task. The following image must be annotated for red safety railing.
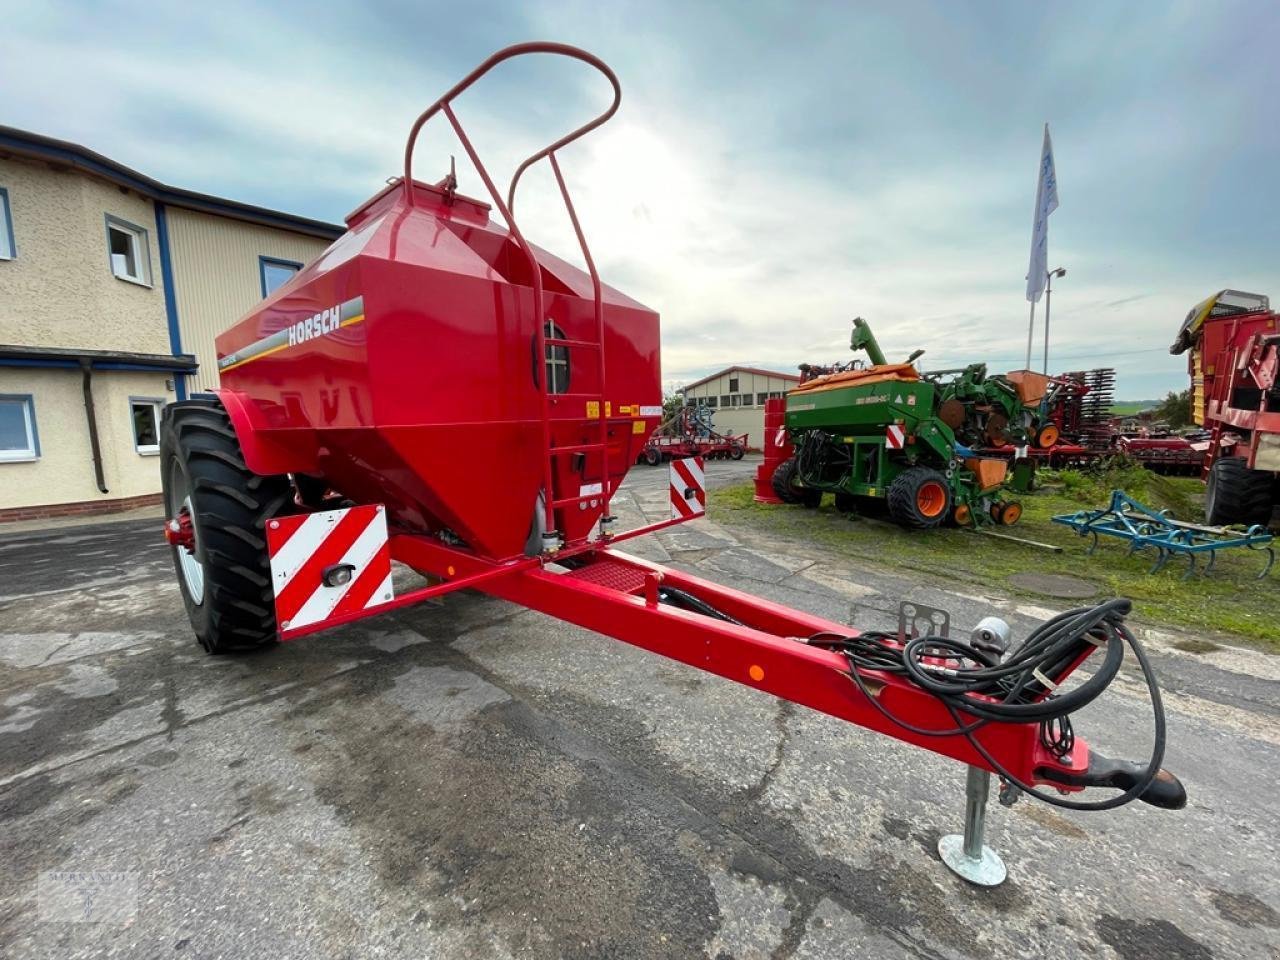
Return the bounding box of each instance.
[402,42,622,549]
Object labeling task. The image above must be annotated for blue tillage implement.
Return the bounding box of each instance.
[1052,490,1274,579]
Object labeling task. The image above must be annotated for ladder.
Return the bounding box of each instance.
[401,42,623,554]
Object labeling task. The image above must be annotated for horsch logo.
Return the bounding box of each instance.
[288,305,344,347]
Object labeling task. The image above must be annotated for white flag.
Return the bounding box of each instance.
[1025,123,1059,303]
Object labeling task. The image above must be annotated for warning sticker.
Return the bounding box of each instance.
[638,405,663,417]
[632,420,646,434]
[586,401,600,419]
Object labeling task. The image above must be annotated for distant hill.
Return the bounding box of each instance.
[1110,400,1159,415]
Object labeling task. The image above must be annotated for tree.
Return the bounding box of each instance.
[659,391,684,435]
[1152,388,1193,430]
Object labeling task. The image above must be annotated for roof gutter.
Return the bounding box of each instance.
[0,344,198,372]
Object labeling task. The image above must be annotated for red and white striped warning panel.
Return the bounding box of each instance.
[670,456,706,519]
[886,423,906,450]
[266,504,393,632]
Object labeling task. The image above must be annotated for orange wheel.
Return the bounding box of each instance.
[1035,424,1060,449]
[992,501,1023,525]
[953,503,972,525]
[916,480,948,519]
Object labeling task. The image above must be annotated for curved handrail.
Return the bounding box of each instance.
[402,41,621,209]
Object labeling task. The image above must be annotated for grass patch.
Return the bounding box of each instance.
[710,463,1278,651]
[1110,401,1156,415]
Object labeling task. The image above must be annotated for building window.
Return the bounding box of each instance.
[0,395,39,462]
[0,187,14,260]
[706,397,717,408]
[729,377,739,392]
[757,392,768,405]
[741,394,753,407]
[770,391,782,399]
[105,215,152,286]
[130,398,163,455]
[260,256,303,297]
[720,394,731,406]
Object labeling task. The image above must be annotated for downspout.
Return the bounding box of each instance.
[80,358,109,493]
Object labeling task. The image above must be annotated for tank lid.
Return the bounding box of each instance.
[345,177,491,229]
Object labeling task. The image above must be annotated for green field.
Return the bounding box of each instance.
[1110,400,1157,415]
[711,465,1277,650]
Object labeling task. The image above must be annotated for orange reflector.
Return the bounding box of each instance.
[749,665,765,682]
[446,565,456,577]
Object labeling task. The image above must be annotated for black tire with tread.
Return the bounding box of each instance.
[886,466,952,530]
[1205,456,1274,528]
[161,398,293,653]
[771,457,821,508]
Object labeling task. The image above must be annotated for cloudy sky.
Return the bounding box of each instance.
[3,1,1276,398]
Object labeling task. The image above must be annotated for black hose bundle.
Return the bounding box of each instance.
[807,597,1167,811]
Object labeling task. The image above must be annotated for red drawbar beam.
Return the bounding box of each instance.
[389,537,1088,787]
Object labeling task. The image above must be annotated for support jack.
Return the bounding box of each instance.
[938,765,1007,887]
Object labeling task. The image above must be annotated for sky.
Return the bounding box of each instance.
[2,1,1277,398]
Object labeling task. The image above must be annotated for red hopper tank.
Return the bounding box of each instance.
[213,50,661,562]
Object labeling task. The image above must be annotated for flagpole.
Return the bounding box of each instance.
[1024,301,1036,370]
[1043,272,1052,373]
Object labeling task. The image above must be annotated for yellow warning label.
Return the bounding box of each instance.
[618,404,631,415]
[586,401,600,419]
[632,420,646,434]
[605,401,612,417]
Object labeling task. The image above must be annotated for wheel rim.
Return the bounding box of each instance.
[1001,502,1023,525]
[167,461,205,605]
[954,503,971,525]
[916,481,947,518]
[1037,424,1060,448]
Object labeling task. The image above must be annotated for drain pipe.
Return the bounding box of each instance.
[80,358,108,494]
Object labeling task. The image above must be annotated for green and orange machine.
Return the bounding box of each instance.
[773,319,1059,528]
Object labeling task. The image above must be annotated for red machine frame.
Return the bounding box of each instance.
[192,46,1181,861]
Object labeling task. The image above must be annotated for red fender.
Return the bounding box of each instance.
[215,388,319,477]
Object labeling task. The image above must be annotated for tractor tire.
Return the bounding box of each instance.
[771,457,809,505]
[644,447,661,466]
[160,398,293,654]
[1206,457,1273,528]
[886,466,952,530]
[730,442,745,461]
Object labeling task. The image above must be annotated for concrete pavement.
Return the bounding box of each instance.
[0,458,1277,959]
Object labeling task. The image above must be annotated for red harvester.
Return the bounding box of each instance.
[1171,289,1280,526]
[160,44,1183,884]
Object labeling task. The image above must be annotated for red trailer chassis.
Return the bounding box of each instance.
[639,432,748,464]
[164,44,1183,887]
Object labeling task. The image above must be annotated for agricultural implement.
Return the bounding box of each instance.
[1171,289,1280,527]
[1053,490,1275,578]
[771,319,1061,528]
[160,43,1184,887]
[638,404,746,465]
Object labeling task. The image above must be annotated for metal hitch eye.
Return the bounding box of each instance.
[322,563,357,588]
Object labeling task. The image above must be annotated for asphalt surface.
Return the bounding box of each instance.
[0,457,1277,959]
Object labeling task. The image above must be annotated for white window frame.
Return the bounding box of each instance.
[129,397,164,456]
[0,394,39,462]
[105,215,153,287]
[0,187,15,261]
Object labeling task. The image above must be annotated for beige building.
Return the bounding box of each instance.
[0,126,341,520]
[680,366,800,447]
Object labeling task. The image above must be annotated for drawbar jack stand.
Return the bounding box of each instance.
[939,765,1007,886]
